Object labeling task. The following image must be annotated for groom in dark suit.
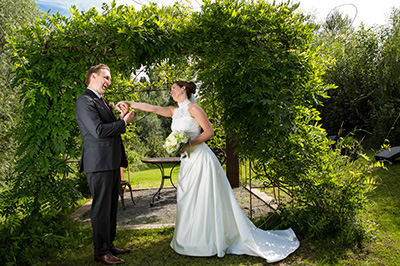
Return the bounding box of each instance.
[75,64,135,264]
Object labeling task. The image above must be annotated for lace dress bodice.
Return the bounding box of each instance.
[171,99,201,140]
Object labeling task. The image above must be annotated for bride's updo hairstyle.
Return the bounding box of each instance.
[174,81,196,99]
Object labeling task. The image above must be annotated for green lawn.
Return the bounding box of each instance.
[360,163,400,264]
[39,159,400,265]
[123,163,180,189]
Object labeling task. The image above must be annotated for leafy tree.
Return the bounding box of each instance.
[322,9,354,36]
[315,7,400,148]
[315,10,381,137]
[0,0,39,185]
[372,8,400,146]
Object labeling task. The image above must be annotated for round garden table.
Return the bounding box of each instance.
[141,157,181,206]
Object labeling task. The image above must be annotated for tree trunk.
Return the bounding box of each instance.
[226,137,239,188]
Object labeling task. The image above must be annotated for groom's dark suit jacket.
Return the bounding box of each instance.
[75,89,128,173]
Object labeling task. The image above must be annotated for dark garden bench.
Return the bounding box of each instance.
[374,146,400,164]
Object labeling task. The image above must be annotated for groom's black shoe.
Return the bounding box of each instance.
[94,253,125,264]
[110,246,131,255]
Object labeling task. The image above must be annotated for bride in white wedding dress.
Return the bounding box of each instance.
[116,81,299,263]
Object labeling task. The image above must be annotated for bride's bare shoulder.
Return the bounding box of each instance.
[188,103,206,116]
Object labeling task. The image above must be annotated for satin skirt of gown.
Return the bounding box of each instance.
[170,142,300,263]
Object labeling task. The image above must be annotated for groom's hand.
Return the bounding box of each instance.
[117,102,130,120]
[116,102,129,112]
[122,110,135,125]
[119,107,128,119]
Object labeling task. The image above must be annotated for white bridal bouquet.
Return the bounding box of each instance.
[163,130,190,158]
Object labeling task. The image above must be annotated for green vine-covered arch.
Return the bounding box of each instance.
[1,1,377,261]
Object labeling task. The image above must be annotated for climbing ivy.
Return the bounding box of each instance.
[0,0,378,263]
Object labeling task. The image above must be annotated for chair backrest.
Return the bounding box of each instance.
[211,147,227,165]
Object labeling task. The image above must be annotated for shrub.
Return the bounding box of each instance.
[254,130,380,245]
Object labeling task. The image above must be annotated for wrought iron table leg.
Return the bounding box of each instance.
[150,162,179,207]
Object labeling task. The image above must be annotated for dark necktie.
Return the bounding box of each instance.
[100,96,111,112]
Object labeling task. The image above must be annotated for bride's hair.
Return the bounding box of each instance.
[174,81,196,99]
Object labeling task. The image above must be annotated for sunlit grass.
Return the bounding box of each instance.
[39,156,400,265]
[123,163,180,189]
[362,163,400,265]
[41,226,267,265]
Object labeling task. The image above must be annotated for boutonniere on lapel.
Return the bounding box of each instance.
[108,101,120,116]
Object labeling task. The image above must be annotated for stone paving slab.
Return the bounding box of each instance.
[71,186,274,230]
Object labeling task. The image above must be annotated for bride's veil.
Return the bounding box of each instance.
[189,94,197,103]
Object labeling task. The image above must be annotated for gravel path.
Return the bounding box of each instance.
[71,186,274,230]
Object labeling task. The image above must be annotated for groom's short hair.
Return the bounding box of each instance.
[85,64,110,85]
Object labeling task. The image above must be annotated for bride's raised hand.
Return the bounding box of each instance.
[116,101,130,112]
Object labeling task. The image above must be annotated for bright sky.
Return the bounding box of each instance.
[37,0,400,28]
